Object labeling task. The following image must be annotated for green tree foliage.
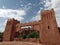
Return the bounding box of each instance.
[18,34,27,39]
[17,30,39,39]
[27,31,39,38]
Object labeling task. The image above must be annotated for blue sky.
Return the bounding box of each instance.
[0,0,60,32]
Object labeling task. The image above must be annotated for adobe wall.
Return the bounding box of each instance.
[16,23,21,32]
[20,21,41,31]
[3,19,41,41]
[3,8,60,44]
[40,9,60,43]
[3,18,20,41]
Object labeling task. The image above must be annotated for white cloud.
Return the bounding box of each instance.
[0,21,6,32]
[51,0,60,8]
[44,0,60,9]
[30,10,41,21]
[0,24,2,27]
[28,3,32,6]
[2,6,6,9]
[0,9,26,21]
[0,27,4,32]
[40,7,43,10]
[20,4,24,7]
[44,0,51,8]
[56,19,60,27]
[23,3,32,11]
[31,15,40,21]
[0,9,26,32]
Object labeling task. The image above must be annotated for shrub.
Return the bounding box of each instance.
[17,30,39,39]
[27,31,39,38]
[17,34,27,39]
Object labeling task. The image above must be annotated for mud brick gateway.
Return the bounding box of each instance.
[3,8,60,43]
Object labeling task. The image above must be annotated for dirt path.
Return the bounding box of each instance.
[0,41,42,45]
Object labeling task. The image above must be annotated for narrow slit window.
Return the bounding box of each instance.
[48,26,50,29]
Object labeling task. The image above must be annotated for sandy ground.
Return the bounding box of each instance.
[0,41,60,45]
[0,41,42,45]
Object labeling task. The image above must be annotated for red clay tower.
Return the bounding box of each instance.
[40,9,60,43]
[3,18,20,41]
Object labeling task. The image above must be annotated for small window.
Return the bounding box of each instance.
[48,26,50,29]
